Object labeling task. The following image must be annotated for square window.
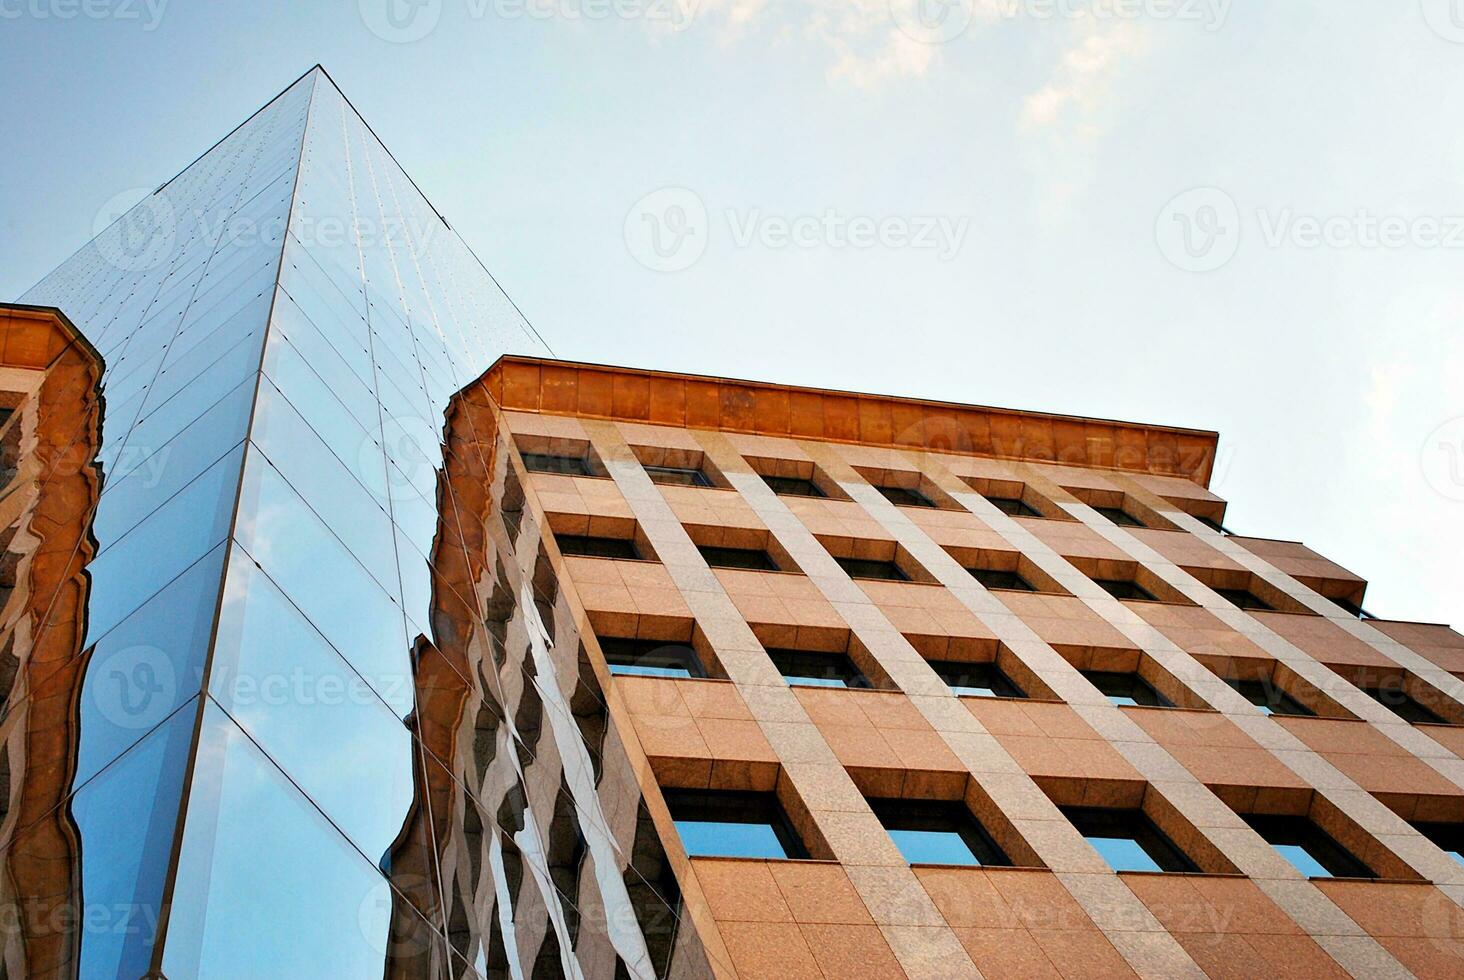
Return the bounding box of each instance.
[1242,814,1374,879]
[665,789,808,859]
[970,568,1037,592]
[1093,578,1159,602]
[697,545,780,572]
[598,637,705,680]
[763,474,825,498]
[1360,682,1445,724]
[1083,670,1171,708]
[767,648,871,689]
[1224,677,1314,717]
[1062,806,1197,873]
[644,464,714,488]
[556,534,641,561]
[986,495,1042,518]
[869,799,1010,866]
[522,452,590,476]
[1215,587,1275,612]
[875,485,935,508]
[834,556,909,582]
[1094,506,1145,528]
[1412,822,1464,865]
[933,661,1025,699]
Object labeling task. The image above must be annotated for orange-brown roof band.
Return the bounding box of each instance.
[0,304,103,372]
[478,356,1221,487]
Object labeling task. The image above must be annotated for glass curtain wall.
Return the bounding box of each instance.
[9,67,707,978]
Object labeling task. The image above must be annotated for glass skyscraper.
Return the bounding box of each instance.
[5,67,706,978]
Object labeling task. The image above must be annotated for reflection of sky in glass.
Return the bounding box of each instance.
[887,828,981,866]
[676,820,790,859]
[163,702,428,977]
[1086,835,1163,873]
[1270,843,1332,878]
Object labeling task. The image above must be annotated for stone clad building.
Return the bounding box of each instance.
[1,66,1463,979]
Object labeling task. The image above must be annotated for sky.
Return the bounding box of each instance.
[1,0,1461,628]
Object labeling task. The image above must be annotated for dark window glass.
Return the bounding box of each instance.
[522,452,590,476]
[933,661,1025,699]
[1360,683,1446,724]
[1094,506,1144,528]
[1062,807,1197,873]
[1332,596,1372,619]
[1225,678,1314,717]
[970,568,1036,592]
[697,545,779,572]
[598,637,705,680]
[763,474,825,498]
[1093,578,1158,602]
[834,556,908,581]
[875,485,935,508]
[644,464,713,488]
[1215,587,1274,611]
[1412,822,1464,865]
[767,649,870,689]
[869,799,1010,867]
[1196,515,1229,534]
[1242,814,1374,879]
[1083,670,1171,708]
[987,495,1041,518]
[665,790,808,859]
[557,535,640,560]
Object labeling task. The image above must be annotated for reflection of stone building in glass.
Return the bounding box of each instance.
[0,306,104,979]
[8,64,1464,980]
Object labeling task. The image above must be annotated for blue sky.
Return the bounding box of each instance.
[2,1,1462,627]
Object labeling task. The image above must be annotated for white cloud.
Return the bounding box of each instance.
[1021,16,1148,133]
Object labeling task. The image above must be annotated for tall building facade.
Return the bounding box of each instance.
[3,66,1464,980]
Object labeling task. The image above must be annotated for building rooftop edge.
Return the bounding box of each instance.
[478,355,1222,487]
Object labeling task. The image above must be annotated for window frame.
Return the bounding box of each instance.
[1062,806,1199,873]
[766,648,872,689]
[868,798,1011,867]
[664,789,810,860]
[597,636,707,680]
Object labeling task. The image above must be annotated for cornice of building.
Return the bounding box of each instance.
[476,355,1221,487]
